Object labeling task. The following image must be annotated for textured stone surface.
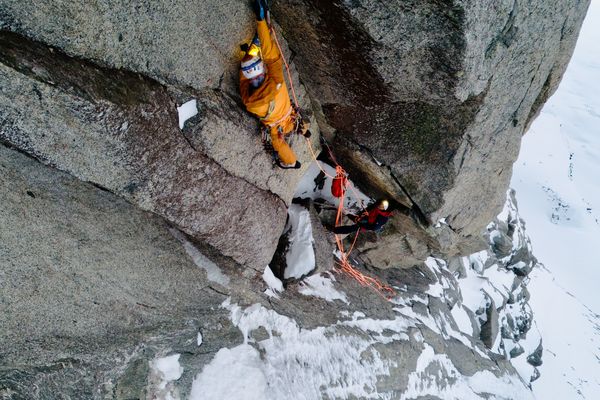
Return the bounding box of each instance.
[480,297,500,349]
[0,145,242,398]
[0,0,588,397]
[353,212,437,270]
[308,201,336,274]
[0,144,533,398]
[0,0,590,260]
[0,30,301,270]
[0,0,251,94]
[273,0,590,253]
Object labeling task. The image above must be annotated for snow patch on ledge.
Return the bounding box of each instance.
[177,99,198,129]
[294,160,371,214]
[284,204,315,279]
[263,266,283,298]
[401,344,533,400]
[149,354,183,399]
[298,273,348,303]
[189,299,533,399]
[190,299,394,399]
[170,228,230,287]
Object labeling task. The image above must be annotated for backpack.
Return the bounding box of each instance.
[331,166,348,198]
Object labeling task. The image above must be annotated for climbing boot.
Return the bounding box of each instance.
[276,160,301,169]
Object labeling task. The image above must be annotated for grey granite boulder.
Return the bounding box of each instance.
[480,297,500,349]
[0,30,304,271]
[273,0,590,253]
[0,145,242,399]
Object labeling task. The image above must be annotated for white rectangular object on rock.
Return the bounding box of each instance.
[177,99,198,129]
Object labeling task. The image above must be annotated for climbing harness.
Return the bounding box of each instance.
[260,117,301,169]
[267,17,396,300]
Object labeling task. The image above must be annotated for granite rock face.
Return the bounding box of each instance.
[0,0,591,397]
[0,145,242,399]
[0,0,250,94]
[0,29,312,271]
[1,144,532,399]
[0,1,320,271]
[0,0,590,260]
[273,0,590,251]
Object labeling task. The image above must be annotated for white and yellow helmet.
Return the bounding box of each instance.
[241,54,264,79]
[379,200,390,211]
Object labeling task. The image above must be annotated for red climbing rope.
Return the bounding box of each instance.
[269,20,396,300]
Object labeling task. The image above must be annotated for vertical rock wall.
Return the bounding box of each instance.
[0,145,241,399]
[0,1,317,270]
[0,0,591,260]
[272,0,590,252]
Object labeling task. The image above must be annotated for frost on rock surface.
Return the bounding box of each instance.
[452,190,541,384]
[148,354,183,400]
[170,228,230,287]
[298,273,348,304]
[187,297,533,400]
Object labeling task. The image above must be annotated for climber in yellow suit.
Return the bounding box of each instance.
[240,0,310,169]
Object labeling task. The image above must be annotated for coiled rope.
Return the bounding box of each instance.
[268,20,396,300]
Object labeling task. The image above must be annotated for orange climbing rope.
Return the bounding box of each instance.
[269,21,397,301]
[270,25,300,109]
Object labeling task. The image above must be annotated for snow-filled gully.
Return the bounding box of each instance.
[168,162,538,399]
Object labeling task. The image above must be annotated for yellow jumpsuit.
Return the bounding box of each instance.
[240,20,298,165]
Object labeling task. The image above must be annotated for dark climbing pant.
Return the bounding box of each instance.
[332,224,360,234]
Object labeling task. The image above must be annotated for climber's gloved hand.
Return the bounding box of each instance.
[253,0,266,21]
[299,119,311,138]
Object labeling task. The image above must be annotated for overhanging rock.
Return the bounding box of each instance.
[273,0,590,253]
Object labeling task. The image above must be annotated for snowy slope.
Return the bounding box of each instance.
[178,160,536,400]
[511,1,600,397]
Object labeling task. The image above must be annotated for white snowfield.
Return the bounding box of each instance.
[511,2,600,398]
